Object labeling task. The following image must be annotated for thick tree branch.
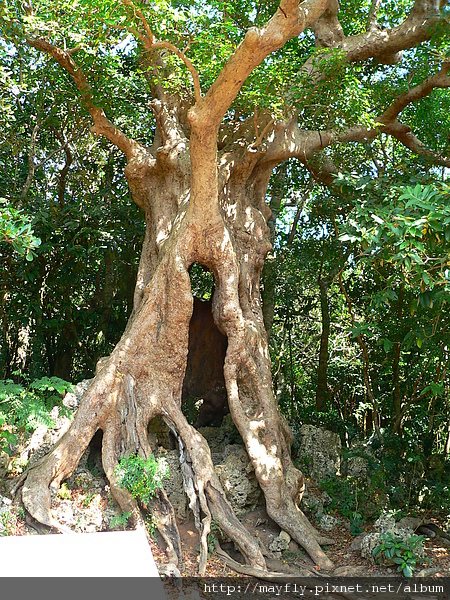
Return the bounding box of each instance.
[27,38,143,160]
[341,0,443,63]
[311,0,345,48]
[263,61,450,167]
[379,61,450,122]
[386,126,450,167]
[304,0,444,72]
[192,0,331,126]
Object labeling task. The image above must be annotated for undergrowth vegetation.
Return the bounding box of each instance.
[114,454,170,506]
[0,376,73,456]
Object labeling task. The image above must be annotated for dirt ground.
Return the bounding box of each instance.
[1,444,448,585]
[158,505,450,579]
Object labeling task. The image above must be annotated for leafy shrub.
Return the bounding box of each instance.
[57,483,71,500]
[109,511,131,530]
[145,514,158,538]
[114,454,169,505]
[373,532,428,578]
[416,480,450,514]
[0,510,18,536]
[0,377,73,454]
[319,475,366,533]
[0,198,41,260]
[0,413,16,451]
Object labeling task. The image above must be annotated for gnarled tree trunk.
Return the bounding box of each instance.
[16,92,334,572]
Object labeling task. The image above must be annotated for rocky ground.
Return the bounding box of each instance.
[0,383,448,583]
[1,448,448,582]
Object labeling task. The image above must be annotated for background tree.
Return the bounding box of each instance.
[1,0,449,574]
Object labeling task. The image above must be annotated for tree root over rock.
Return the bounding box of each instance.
[11,362,335,575]
[214,540,323,580]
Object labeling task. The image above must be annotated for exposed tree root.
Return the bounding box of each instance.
[147,489,182,565]
[14,347,335,574]
[214,541,322,579]
[162,402,267,573]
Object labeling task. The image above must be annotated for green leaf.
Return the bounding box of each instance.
[430,381,444,396]
[403,564,413,578]
[383,338,393,352]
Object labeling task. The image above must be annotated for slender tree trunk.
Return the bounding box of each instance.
[444,418,450,456]
[392,341,402,428]
[315,266,340,412]
[316,278,330,411]
[392,285,404,430]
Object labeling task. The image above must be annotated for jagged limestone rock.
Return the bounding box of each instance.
[318,514,340,532]
[159,449,190,521]
[214,445,263,516]
[374,513,396,532]
[154,417,259,520]
[297,425,341,481]
[22,406,72,468]
[269,530,291,552]
[63,379,92,410]
[346,456,370,480]
[161,443,264,520]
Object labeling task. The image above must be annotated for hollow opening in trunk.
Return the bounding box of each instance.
[87,428,106,477]
[182,263,229,427]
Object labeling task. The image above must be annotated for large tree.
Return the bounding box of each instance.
[3,0,449,572]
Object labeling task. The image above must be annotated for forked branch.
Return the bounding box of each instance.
[119,0,202,102]
[262,61,450,167]
[152,41,202,102]
[194,0,330,125]
[304,0,444,72]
